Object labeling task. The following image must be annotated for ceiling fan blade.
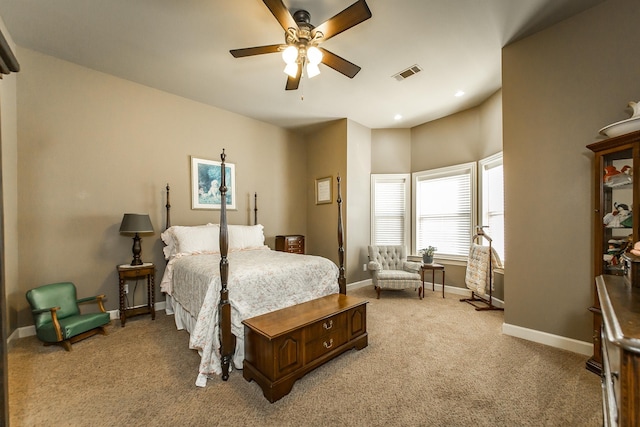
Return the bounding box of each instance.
[285,65,302,90]
[263,0,298,32]
[230,44,282,58]
[312,0,372,42]
[319,48,361,78]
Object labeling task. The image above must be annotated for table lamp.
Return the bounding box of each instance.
[119,213,154,265]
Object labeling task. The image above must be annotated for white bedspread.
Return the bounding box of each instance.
[160,247,339,386]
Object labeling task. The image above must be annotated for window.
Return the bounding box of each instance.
[413,162,476,260]
[370,174,410,246]
[479,152,504,263]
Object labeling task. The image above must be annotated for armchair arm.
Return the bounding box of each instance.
[403,261,422,273]
[77,294,107,313]
[367,261,382,271]
[31,306,63,342]
[32,306,61,315]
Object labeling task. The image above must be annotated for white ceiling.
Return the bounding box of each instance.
[0,0,603,130]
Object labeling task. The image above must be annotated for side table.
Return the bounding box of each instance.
[117,263,155,327]
[420,263,445,299]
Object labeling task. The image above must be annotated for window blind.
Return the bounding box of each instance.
[371,175,410,246]
[414,163,475,258]
[481,155,504,263]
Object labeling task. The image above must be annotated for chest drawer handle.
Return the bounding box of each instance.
[323,320,333,330]
[323,338,334,349]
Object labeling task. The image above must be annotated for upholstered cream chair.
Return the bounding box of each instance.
[367,245,422,299]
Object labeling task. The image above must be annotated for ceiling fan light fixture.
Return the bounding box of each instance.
[282,45,298,64]
[284,62,299,78]
[307,62,320,78]
[307,46,323,65]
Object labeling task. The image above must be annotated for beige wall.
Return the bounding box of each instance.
[14,48,308,327]
[304,120,347,269]
[346,120,371,283]
[303,119,372,285]
[502,0,640,341]
[411,95,501,172]
[0,39,18,332]
[371,128,411,174]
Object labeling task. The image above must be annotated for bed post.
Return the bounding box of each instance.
[254,192,258,225]
[218,150,234,380]
[165,183,171,229]
[337,175,346,294]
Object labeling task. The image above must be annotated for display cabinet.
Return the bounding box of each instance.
[587,130,640,375]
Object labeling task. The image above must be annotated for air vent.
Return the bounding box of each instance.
[393,64,423,81]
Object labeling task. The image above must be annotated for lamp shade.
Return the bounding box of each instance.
[119,214,154,234]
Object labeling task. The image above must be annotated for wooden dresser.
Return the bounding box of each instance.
[242,294,368,402]
[275,235,304,254]
[596,275,640,426]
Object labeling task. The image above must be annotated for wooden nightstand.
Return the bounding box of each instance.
[117,263,155,327]
[275,235,305,254]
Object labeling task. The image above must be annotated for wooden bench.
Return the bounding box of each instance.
[242,293,368,402]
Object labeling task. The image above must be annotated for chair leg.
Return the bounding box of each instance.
[62,340,72,352]
[375,286,381,299]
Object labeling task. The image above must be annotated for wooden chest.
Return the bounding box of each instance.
[275,235,305,254]
[242,294,368,402]
[597,275,640,426]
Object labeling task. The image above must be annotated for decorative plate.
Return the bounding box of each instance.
[599,116,640,138]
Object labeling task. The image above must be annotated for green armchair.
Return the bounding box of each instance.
[26,282,111,351]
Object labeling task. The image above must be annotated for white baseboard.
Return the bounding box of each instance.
[7,301,167,343]
[347,279,371,290]
[502,323,592,356]
[353,279,500,304]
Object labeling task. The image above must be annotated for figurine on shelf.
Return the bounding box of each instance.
[604,165,632,187]
[603,202,633,227]
[604,238,630,268]
[630,241,640,257]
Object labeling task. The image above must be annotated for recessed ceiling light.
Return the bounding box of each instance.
[455,90,465,97]
[394,114,402,120]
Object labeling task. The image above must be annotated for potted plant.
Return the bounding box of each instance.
[419,246,437,264]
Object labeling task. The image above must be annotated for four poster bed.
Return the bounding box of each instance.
[159,150,348,387]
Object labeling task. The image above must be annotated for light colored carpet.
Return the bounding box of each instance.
[8,286,602,426]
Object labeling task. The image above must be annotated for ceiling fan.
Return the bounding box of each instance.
[230,0,372,90]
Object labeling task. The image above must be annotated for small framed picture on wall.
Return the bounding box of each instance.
[315,176,332,205]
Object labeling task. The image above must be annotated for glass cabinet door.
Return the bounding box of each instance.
[600,148,634,276]
[587,130,640,375]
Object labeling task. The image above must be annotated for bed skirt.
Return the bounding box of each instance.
[165,294,245,386]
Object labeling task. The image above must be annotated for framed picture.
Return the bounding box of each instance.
[191,156,236,210]
[315,176,332,205]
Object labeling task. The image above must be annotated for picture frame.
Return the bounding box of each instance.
[191,156,236,210]
[315,176,332,205]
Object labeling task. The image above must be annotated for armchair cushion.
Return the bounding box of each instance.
[403,261,422,273]
[36,312,111,343]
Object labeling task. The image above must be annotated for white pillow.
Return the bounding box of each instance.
[162,224,220,257]
[160,228,177,259]
[228,224,265,250]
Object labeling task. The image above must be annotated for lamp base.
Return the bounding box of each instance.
[130,233,143,266]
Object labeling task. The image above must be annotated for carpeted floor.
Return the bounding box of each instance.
[8,286,602,426]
